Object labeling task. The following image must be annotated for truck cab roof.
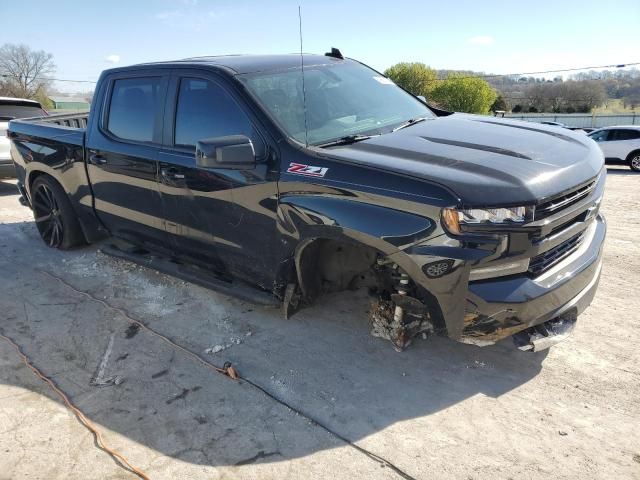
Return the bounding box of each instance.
[105,54,349,76]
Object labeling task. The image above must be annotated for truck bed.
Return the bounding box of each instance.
[8,112,88,148]
[22,111,89,128]
[7,109,105,243]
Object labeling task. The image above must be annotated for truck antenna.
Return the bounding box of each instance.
[298,5,309,147]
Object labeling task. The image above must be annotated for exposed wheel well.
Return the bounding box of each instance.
[296,238,381,302]
[295,237,446,333]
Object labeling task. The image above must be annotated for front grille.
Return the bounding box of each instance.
[528,232,584,276]
[546,210,588,237]
[536,180,595,220]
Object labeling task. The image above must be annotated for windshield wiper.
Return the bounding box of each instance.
[392,116,429,132]
[315,134,376,148]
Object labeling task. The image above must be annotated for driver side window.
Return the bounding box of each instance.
[590,130,610,142]
[174,77,265,158]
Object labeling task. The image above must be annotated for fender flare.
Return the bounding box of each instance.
[277,195,438,294]
[278,195,437,249]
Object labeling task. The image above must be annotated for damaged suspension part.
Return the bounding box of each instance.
[369,262,434,352]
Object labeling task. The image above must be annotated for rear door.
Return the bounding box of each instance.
[609,128,640,160]
[158,70,279,285]
[85,70,171,250]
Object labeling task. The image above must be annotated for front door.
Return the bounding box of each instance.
[158,72,279,286]
[590,129,615,158]
[85,72,170,251]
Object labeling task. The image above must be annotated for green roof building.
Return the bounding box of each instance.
[48,96,90,111]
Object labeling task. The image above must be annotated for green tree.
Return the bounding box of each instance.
[490,94,507,112]
[34,87,53,110]
[384,62,437,97]
[429,74,497,114]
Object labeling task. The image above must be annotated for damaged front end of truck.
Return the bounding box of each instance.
[278,167,606,353]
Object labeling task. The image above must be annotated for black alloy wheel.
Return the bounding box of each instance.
[33,182,65,247]
[31,175,84,249]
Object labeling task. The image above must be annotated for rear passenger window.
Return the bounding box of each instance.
[174,78,264,157]
[613,129,640,141]
[107,77,161,143]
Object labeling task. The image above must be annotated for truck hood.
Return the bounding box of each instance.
[323,114,603,206]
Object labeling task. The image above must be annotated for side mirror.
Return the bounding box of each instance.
[195,135,256,169]
[417,95,427,103]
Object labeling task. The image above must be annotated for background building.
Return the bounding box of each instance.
[48,95,90,111]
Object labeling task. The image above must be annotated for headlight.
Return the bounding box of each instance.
[442,206,528,234]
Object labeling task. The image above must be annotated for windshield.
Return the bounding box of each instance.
[241,61,433,146]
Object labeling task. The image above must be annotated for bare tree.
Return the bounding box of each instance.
[522,80,606,113]
[0,43,55,98]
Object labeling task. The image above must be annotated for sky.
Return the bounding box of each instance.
[1,0,639,93]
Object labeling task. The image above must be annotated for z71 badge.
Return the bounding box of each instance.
[286,163,329,178]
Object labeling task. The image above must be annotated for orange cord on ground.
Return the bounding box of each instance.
[0,270,239,480]
[0,332,150,480]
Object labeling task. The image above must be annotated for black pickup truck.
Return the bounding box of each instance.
[8,53,606,352]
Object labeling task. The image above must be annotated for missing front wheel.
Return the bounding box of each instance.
[369,265,434,351]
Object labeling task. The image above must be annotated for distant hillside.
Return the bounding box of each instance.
[435,68,640,113]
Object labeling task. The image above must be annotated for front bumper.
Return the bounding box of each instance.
[460,213,605,345]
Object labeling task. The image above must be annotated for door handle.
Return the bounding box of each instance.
[160,167,185,180]
[89,153,107,165]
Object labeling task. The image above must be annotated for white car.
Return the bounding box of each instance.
[0,97,47,177]
[588,126,640,172]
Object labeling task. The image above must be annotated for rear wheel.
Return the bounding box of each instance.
[31,176,84,249]
[627,151,640,172]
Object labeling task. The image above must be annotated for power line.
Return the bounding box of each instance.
[0,73,97,84]
[502,96,603,101]
[434,62,640,81]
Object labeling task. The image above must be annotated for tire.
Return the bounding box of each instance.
[31,175,84,249]
[627,151,640,172]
